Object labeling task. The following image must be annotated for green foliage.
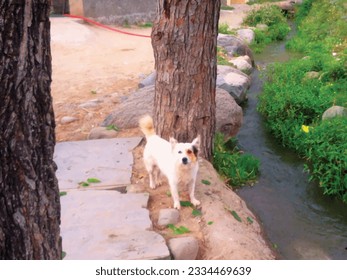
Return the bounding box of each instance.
[137,22,153,28]
[244,5,290,52]
[221,5,235,11]
[167,224,190,235]
[258,0,347,203]
[59,191,67,197]
[106,124,119,131]
[304,117,347,203]
[217,46,232,66]
[218,23,235,35]
[180,201,193,207]
[201,179,211,185]
[213,134,260,187]
[78,177,102,187]
[247,0,284,4]
[229,210,242,222]
[192,209,202,217]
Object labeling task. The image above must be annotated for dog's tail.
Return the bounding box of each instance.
[139,115,156,137]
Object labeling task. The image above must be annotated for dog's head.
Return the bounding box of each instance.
[170,136,200,166]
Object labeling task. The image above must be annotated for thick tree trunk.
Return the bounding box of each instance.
[151,0,221,160]
[0,0,61,259]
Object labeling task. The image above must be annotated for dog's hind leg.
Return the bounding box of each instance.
[144,161,156,189]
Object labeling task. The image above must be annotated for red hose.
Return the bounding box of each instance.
[63,14,151,38]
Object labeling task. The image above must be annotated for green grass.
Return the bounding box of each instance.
[218,22,236,35]
[258,0,347,203]
[243,5,291,53]
[213,134,260,187]
[221,5,234,11]
[217,46,233,66]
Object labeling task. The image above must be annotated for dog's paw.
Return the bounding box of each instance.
[156,179,163,187]
[173,202,181,210]
[149,182,156,189]
[191,198,201,207]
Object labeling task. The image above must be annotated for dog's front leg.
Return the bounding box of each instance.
[168,179,181,210]
[189,177,200,207]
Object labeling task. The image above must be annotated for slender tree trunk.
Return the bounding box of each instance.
[0,0,61,259]
[151,0,221,160]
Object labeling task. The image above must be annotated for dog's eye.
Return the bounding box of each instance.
[187,150,192,155]
[178,151,182,154]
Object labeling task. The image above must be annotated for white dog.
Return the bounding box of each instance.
[139,115,200,209]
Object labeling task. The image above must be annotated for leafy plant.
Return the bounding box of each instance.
[180,201,193,207]
[221,5,234,11]
[213,133,260,187]
[229,210,242,222]
[106,124,119,131]
[59,191,67,197]
[258,0,347,203]
[78,177,102,187]
[217,46,232,66]
[247,217,254,224]
[218,23,235,35]
[201,179,211,185]
[167,224,190,235]
[243,5,290,52]
[192,209,202,217]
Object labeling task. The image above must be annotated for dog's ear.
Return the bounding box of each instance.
[192,135,200,148]
[169,137,178,149]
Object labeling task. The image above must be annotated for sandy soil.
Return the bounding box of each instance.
[51,5,275,259]
[51,17,154,141]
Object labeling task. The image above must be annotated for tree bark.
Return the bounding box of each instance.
[0,0,61,259]
[151,0,221,160]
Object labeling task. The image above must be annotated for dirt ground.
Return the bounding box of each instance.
[51,5,275,259]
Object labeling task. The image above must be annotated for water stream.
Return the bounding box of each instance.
[236,31,347,260]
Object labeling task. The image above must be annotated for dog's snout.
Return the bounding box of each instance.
[182,157,188,165]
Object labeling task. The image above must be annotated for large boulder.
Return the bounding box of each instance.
[138,65,251,105]
[322,106,347,120]
[217,34,254,66]
[217,65,251,104]
[229,55,253,73]
[102,85,243,138]
[236,28,255,45]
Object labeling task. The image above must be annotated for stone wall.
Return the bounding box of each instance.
[69,0,157,25]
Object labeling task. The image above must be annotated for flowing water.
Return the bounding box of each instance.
[236,31,347,259]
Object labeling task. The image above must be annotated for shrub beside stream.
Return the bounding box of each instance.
[258,0,347,202]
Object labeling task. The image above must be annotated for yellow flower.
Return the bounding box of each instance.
[301,125,310,133]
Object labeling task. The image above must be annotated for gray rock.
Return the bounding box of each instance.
[217,34,254,66]
[217,65,251,104]
[168,237,199,260]
[88,126,118,140]
[139,71,156,88]
[304,71,320,80]
[126,184,147,193]
[60,116,79,124]
[229,56,253,73]
[60,190,170,260]
[78,99,102,109]
[102,84,243,137]
[158,209,180,227]
[236,28,255,45]
[256,23,269,32]
[322,106,347,120]
[216,88,243,137]
[274,1,296,12]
